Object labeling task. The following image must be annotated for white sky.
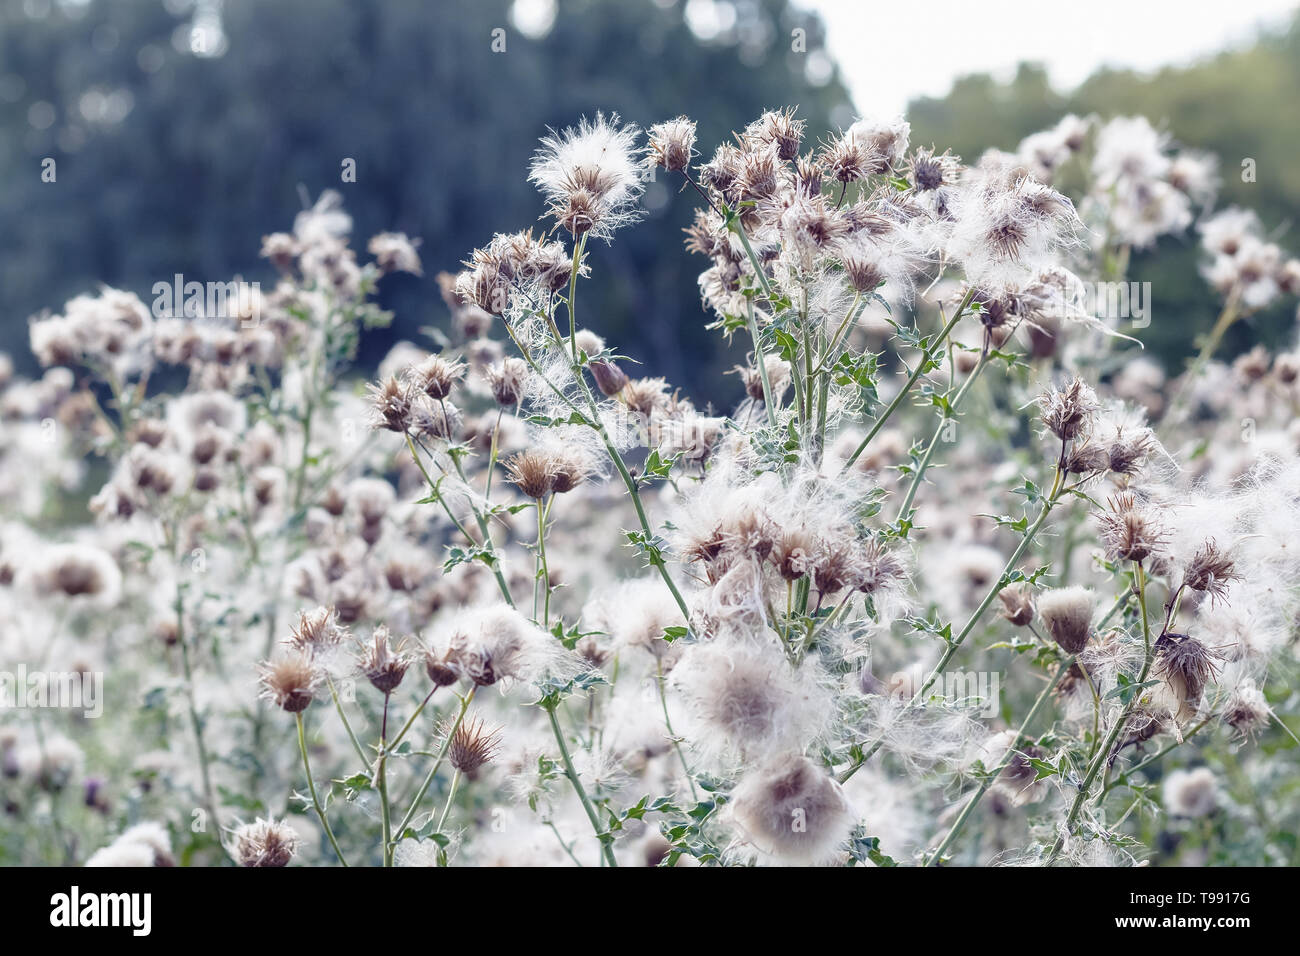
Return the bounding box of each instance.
[803,0,1300,117]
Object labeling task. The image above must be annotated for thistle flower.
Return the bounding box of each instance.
[485,357,529,407]
[744,108,804,162]
[549,451,592,495]
[997,586,1035,627]
[1157,633,1220,724]
[442,605,583,688]
[1182,539,1238,604]
[32,544,122,605]
[410,396,462,442]
[978,730,1048,806]
[730,753,853,866]
[367,232,423,275]
[447,715,503,775]
[85,822,175,868]
[1105,427,1157,476]
[1036,586,1094,653]
[1097,492,1165,564]
[589,357,630,397]
[424,646,463,687]
[1039,376,1100,442]
[1222,680,1271,740]
[367,375,413,433]
[286,605,348,654]
[1163,766,1218,818]
[359,624,411,693]
[257,650,322,713]
[670,641,833,763]
[736,355,791,403]
[405,354,465,400]
[699,142,744,195]
[907,146,961,193]
[260,232,299,270]
[504,449,555,499]
[233,818,300,867]
[1061,440,1110,477]
[645,116,697,174]
[529,113,644,241]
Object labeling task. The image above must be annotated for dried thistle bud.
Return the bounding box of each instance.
[486,357,529,407]
[736,146,782,202]
[853,540,907,596]
[447,715,502,775]
[367,376,413,433]
[286,606,347,654]
[590,359,630,397]
[193,468,219,493]
[1106,428,1156,476]
[747,108,804,162]
[699,142,743,194]
[1039,376,1100,441]
[1096,492,1165,564]
[406,355,465,400]
[1061,440,1109,477]
[1036,586,1093,653]
[1222,681,1269,740]
[234,818,300,868]
[549,453,592,495]
[646,116,697,173]
[504,450,555,500]
[257,651,322,713]
[360,625,410,693]
[1182,539,1237,603]
[998,586,1035,627]
[772,529,812,581]
[1157,633,1221,724]
[736,355,791,403]
[907,146,960,192]
[954,350,980,374]
[410,397,462,442]
[321,484,347,517]
[367,232,422,276]
[425,647,462,688]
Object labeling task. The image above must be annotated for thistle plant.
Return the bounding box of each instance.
[2,109,1299,869]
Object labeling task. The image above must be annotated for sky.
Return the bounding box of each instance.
[802,0,1300,116]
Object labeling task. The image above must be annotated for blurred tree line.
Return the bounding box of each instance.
[4,0,1298,405]
[908,11,1300,366]
[0,0,850,408]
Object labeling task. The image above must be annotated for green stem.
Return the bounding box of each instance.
[1046,562,1155,865]
[296,712,348,866]
[378,692,393,866]
[841,292,972,473]
[839,475,1064,783]
[535,496,551,626]
[545,703,618,867]
[925,656,1075,866]
[328,676,369,765]
[392,686,476,844]
[746,296,779,428]
[436,769,462,834]
[405,432,514,607]
[656,658,698,801]
[892,343,991,523]
[565,234,588,361]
